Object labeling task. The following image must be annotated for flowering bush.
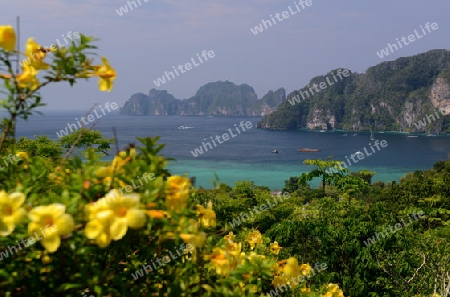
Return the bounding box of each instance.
[0,24,351,296]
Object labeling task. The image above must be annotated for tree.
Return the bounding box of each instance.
[334,174,370,204]
[16,135,63,160]
[300,158,348,195]
[58,128,114,155]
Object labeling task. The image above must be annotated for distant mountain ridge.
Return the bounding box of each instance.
[258,49,450,133]
[119,81,286,116]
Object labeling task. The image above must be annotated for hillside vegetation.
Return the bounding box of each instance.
[259,50,450,133]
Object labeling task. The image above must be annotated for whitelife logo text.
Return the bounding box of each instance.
[56,102,119,138]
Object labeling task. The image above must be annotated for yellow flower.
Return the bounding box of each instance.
[272,275,288,287]
[284,257,300,279]
[16,151,28,160]
[326,284,340,292]
[227,241,242,258]
[323,283,344,297]
[28,203,74,253]
[246,230,262,249]
[300,263,312,276]
[247,251,266,263]
[224,231,235,243]
[0,25,16,52]
[209,247,231,276]
[95,166,114,177]
[48,172,63,185]
[112,155,127,171]
[0,191,27,236]
[165,176,190,212]
[301,287,311,293]
[16,63,40,91]
[94,56,116,92]
[146,209,169,219]
[197,201,216,228]
[25,38,49,70]
[180,231,206,248]
[85,190,146,247]
[284,258,312,284]
[270,241,282,255]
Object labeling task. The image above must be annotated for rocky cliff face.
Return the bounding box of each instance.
[258,49,450,133]
[430,77,450,114]
[119,81,286,116]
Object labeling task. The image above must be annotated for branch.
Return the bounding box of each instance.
[407,252,427,283]
[60,104,98,166]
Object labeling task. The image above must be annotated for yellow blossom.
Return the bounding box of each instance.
[180,231,206,249]
[165,176,190,212]
[15,151,28,160]
[247,251,266,263]
[246,230,262,249]
[112,155,129,172]
[85,190,147,247]
[196,201,216,228]
[270,241,282,255]
[16,63,39,90]
[284,257,300,278]
[93,56,116,92]
[209,247,231,276]
[0,25,16,52]
[227,241,242,258]
[224,231,235,243]
[0,191,27,236]
[323,283,344,297]
[28,203,74,253]
[272,275,288,287]
[146,209,169,219]
[300,263,312,276]
[95,166,114,177]
[25,38,49,70]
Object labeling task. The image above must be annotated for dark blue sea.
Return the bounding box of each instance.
[13,110,450,190]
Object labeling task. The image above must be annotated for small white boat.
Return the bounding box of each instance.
[178,125,194,129]
[272,149,279,154]
[351,151,364,157]
[426,133,437,137]
[320,130,326,132]
[407,135,419,138]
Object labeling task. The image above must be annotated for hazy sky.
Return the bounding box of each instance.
[1,0,449,110]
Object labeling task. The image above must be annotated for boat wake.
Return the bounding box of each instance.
[178,125,195,130]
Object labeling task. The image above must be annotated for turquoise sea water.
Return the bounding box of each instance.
[167,159,410,190]
[14,111,450,190]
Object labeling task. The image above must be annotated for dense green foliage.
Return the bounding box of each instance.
[11,129,113,160]
[1,129,449,296]
[196,157,450,296]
